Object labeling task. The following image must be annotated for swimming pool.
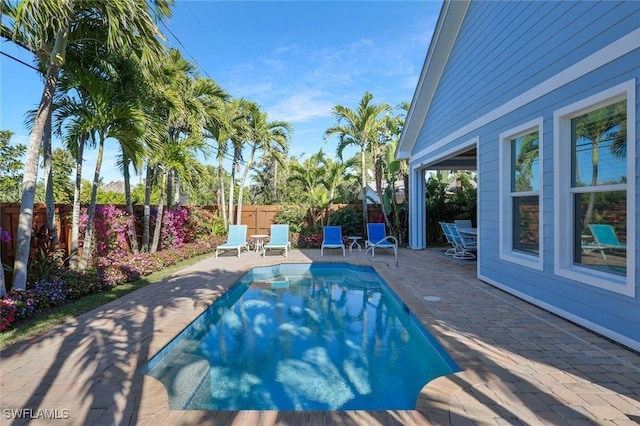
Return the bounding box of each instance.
[140,263,459,411]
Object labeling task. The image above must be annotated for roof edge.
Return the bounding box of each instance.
[396,0,470,160]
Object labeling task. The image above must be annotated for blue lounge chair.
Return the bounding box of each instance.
[439,222,457,256]
[215,224,249,258]
[588,224,626,260]
[447,223,477,259]
[365,223,398,258]
[263,224,291,257]
[321,226,345,256]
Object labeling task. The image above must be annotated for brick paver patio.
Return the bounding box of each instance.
[1,249,639,425]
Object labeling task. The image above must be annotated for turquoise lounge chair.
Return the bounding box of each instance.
[215,224,249,258]
[321,226,345,256]
[447,223,477,259]
[439,222,457,256]
[365,223,398,258]
[263,224,291,257]
[588,224,626,260]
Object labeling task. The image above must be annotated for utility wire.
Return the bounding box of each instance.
[160,19,215,82]
[157,19,248,166]
[2,22,246,167]
[0,50,40,73]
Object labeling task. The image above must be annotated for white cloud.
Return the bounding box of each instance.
[266,90,335,123]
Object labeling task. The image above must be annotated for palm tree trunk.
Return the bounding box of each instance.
[0,247,5,297]
[583,140,600,229]
[43,110,59,245]
[69,140,85,270]
[12,64,60,290]
[273,161,279,203]
[142,163,153,253]
[0,205,6,296]
[151,171,167,253]
[218,158,227,229]
[360,150,368,230]
[236,146,256,225]
[166,170,174,208]
[79,137,105,271]
[123,157,139,254]
[228,161,236,226]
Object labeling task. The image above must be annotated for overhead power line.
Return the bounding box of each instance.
[0,50,40,73]
[160,19,215,82]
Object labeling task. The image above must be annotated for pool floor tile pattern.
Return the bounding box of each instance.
[1,249,639,425]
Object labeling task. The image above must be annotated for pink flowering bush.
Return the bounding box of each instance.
[296,232,323,248]
[94,205,134,260]
[161,207,190,249]
[0,227,10,243]
[0,298,17,331]
[0,209,223,331]
[63,270,104,298]
[3,289,37,321]
[183,207,217,242]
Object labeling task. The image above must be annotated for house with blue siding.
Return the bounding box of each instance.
[397,0,640,351]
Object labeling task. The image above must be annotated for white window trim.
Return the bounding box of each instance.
[553,79,636,297]
[499,118,544,270]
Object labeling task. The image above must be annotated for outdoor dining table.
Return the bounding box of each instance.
[458,227,477,235]
[458,228,478,238]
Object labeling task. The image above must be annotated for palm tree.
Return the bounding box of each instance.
[325,92,391,229]
[53,88,92,270]
[321,156,356,226]
[204,98,239,229]
[145,50,226,252]
[69,71,146,270]
[574,101,627,228]
[4,0,172,289]
[288,151,328,229]
[235,102,291,224]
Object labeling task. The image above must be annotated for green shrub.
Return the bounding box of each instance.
[274,207,307,234]
[328,205,364,237]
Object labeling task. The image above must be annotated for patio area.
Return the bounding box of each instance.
[1,248,639,425]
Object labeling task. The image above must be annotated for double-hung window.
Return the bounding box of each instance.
[554,80,635,296]
[500,118,543,269]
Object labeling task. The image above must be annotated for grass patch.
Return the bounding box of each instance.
[0,252,213,350]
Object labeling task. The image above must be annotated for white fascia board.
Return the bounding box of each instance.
[396,0,471,160]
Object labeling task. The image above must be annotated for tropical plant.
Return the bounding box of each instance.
[50,148,74,204]
[0,131,26,202]
[4,0,172,289]
[204,97,247,226]
[230,102,292,224]
[0,226,11,296]
[288,151,327,229]
[325,92,392,229]
[146,50,226,253]
[574,100,627,228]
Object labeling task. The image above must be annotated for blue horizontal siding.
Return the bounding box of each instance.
[413,0,640,155]
[410,0,639,346]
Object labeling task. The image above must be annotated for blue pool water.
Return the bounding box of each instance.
[140,263,459,411]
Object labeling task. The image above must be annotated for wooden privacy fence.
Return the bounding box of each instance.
[0,203,381,271]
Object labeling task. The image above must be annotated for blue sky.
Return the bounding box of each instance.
[0,1,441,184]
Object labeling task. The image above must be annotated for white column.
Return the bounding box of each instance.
[409,166,426,249]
